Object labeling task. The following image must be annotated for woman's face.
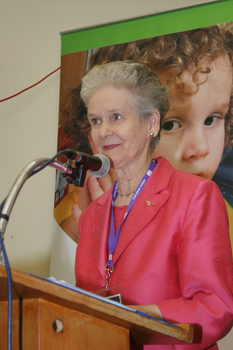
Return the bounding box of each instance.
[87,86,159,170]
[153,57,232,180]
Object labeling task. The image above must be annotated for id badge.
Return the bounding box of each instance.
[91,283,123,304]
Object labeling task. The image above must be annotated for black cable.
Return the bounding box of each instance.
[0,233,12,350]
[30,149,69,177]
[0,198,5,213]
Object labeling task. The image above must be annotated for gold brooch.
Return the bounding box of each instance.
[145,200,154,206]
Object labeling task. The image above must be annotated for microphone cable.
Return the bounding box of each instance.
[0,232,12,350]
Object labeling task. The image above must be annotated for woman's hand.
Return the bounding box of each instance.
[60,169,115,241]
[78,169,115,210]
[128,304,163,320]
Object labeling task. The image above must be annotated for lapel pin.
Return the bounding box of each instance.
[145,200,154,206]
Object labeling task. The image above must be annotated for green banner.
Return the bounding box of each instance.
[61,0,233,55]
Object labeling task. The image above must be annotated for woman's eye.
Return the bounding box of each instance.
[162,120,180,131]
[91,118,100,125]
[113,114,122,121]
[204,115,221,126]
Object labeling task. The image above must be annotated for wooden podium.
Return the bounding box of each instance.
[0,265,194,349]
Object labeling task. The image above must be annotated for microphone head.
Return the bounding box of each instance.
[88,154,110,178]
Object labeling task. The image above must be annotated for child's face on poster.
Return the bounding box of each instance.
[153,56,233,180]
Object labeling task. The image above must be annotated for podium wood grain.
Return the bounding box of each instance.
[0,265,194,349]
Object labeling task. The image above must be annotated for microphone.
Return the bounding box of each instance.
[62,150,110,187]
[62,149,110,187]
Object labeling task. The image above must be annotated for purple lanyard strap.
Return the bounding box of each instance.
[105,159,157,290]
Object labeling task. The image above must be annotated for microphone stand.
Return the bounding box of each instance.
[0,154,89,243]
[0,157,50,350]
[0,150,105,350]
[0,158,49,240]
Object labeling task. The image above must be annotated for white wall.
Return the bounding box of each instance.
[2,0,232,348]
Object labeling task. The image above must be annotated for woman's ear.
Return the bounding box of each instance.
[149,110,160,137]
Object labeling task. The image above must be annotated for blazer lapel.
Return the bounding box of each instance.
[113,157,175,264]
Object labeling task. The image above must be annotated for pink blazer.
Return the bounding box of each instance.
[75,157,233,350]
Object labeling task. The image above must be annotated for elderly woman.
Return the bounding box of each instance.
[64,61,233,349]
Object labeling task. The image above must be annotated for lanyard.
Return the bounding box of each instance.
[105,159,157,290]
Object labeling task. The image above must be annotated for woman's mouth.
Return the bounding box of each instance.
[103,144,120,150]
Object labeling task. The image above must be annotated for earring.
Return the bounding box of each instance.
[150,131,154,139]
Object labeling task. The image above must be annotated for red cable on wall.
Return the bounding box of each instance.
[0,67,61,103]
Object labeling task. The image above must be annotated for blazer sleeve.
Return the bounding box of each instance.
[156,180,233,349]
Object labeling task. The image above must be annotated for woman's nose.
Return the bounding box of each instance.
[99,121,113,138]
[181,129,210,161]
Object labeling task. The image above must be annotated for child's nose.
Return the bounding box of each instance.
[182,129,210,161]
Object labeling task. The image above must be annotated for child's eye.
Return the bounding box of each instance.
[204,114,222,126]
[162,120,180,131]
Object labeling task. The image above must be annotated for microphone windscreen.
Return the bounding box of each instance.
[88,154,110,178]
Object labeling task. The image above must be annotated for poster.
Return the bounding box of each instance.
[54,1,233,241]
